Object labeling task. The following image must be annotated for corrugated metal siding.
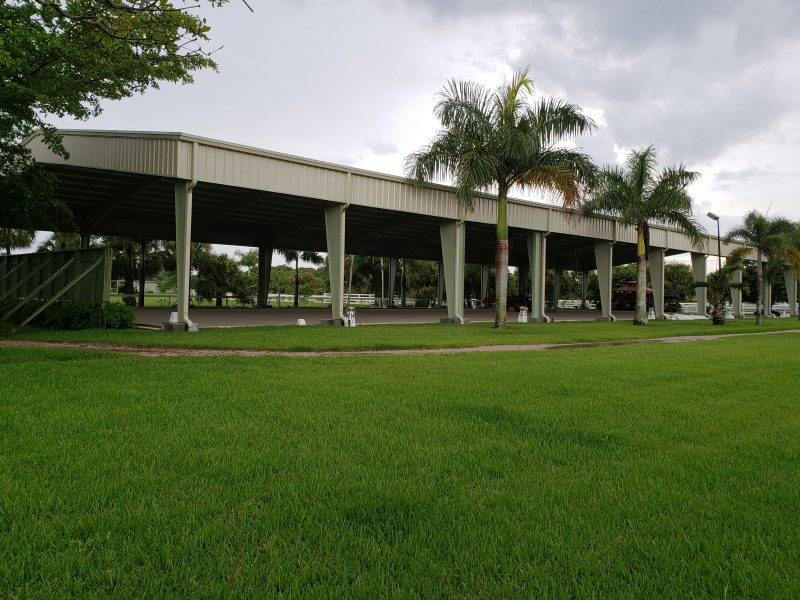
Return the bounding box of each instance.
[195,144,349,202]
[28,133,179,177]
[28,131,756,258]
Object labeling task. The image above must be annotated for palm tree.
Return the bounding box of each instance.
[36,232,82,252]
[583,146,703,325]
[724,212,794,325]
[1,228,36,254]
[194,251,251,307]
[405,68,596,328]
[278,249,324,307]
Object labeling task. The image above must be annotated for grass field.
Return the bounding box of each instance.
[10,317,800,351]
[2,334,799,597]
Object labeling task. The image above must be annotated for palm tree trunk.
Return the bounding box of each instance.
[294,256,299,308]
[755,251,763,326]
[495,185,509,328]
[634,227,648,325]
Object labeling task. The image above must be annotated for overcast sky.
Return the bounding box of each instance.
[46,0,800,258]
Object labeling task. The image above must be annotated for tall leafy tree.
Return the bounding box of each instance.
[724,211,794,325]
[0,228,35,254]
[405,68,596,327]
[103,237,164,306]
[0,0,228,229]
[194,251,250,307]
[278,250,324,307]
[583,146,703,325]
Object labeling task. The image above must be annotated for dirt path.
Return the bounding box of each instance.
[2,329,798,358]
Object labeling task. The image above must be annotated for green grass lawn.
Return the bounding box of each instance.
[2,335,799,597]
[9,317,800,351]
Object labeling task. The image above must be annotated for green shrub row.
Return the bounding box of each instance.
[0,299,134,330]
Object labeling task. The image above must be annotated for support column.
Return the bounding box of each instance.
[650,247,665,319]
[480,264,490,303]
[580,270,589,309]
[593,241,615,321]
[437,261,444,307]
[730,268,744,319]
[552,269,562,311]
[388,258,398,308]
[174,181,194,328]
[762,269,772,317]
[691,252,707,316]
[80,232,91,250]
[257,243,272,308]
[527,231,550,323]
[324,204,346,325]
[785,266,798,316]
[439,220,466,323]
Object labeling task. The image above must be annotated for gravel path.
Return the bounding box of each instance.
[2,329,798,358]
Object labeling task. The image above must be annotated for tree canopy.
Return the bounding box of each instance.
[583,146,703,325]
[406,68,596,327]
[0,0,227,229]
[0,227,35,254]
[724,211,794,324]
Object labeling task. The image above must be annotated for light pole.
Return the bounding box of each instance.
[707,212,722,270]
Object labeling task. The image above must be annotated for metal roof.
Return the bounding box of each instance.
[18,129,748,268]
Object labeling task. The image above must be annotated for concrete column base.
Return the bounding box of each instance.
[529,316,551,323]
[320,318,345,326]
[440,317,471,324]
[595,315,617,322]
[160,322,199,332]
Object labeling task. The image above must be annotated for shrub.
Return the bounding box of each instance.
[36,301,100,329]
[0,300,134,330]
[104,303,135,329]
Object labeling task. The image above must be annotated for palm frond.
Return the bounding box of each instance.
[582,166,629,217]
[627,146,657,200]
[494,67,534,128]
[786,244,800,276]
[527,97,596,146]
[514,148,596,209]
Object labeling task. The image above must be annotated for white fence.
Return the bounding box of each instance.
[678,301,797,317]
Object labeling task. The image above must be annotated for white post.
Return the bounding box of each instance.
[527,231,550,323]
[730,268,744,319]
[785,266,798,316]
[324,204,346,324]
[174,181,193,327]
[593,241,615,321]
[437,260,444,307]
[257,243,272,308]
[439,220,465,323]
[691,252,707,316]
[762,268,772,317]
[650,247,665,319]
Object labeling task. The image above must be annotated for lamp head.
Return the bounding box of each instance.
[707,212,720,221]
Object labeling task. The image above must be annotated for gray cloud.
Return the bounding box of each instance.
[46,0,800,228]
